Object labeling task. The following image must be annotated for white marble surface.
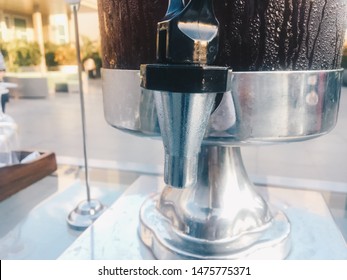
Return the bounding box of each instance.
[59,175,347,260]
[60,176,159,260]
[0,177,127,260]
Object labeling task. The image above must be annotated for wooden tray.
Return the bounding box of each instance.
[0,151,57,202]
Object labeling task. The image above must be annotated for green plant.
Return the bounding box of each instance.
[82,51,102,68]
[43,38,102,70]
[44,42,59,67]
[54,44,76,65]
[81,36,102,77]
[1,40,41,70]
[14,40,41,66]
[0,43,8,60]
[81,36,100,60]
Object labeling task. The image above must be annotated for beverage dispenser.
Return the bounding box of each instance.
[99,0,346,259]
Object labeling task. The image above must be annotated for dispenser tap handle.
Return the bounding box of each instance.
[142,0,229,188]
[163,0,185,20]
[157,0,219,65]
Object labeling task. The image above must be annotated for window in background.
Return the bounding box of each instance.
[14,17,27,41]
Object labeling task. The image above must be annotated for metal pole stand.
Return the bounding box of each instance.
[67,2,105,230]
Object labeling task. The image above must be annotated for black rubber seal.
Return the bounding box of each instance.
[140,64,230,93]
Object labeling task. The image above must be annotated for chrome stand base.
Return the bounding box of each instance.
[139,146,291,259]
[140,195,290,259]
[67,199,106,231]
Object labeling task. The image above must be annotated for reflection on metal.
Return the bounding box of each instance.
[140,146,291,259]
[140,64,231,188]
[103,69,342,144]
[67,199,105,231]
[156,0,219,64]
[154,90,217,188]
[102,68,342,259]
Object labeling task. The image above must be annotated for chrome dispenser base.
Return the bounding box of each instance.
[139,146,291,259]
[140,196,290,259]
[67,199,106,230]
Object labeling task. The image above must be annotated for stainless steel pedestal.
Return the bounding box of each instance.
[140,146,291,259]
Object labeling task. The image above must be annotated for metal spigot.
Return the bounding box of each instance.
[141,0,231,188]
[157,0,219,64]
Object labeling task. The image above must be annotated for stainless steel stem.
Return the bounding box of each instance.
[73,4,91,202]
